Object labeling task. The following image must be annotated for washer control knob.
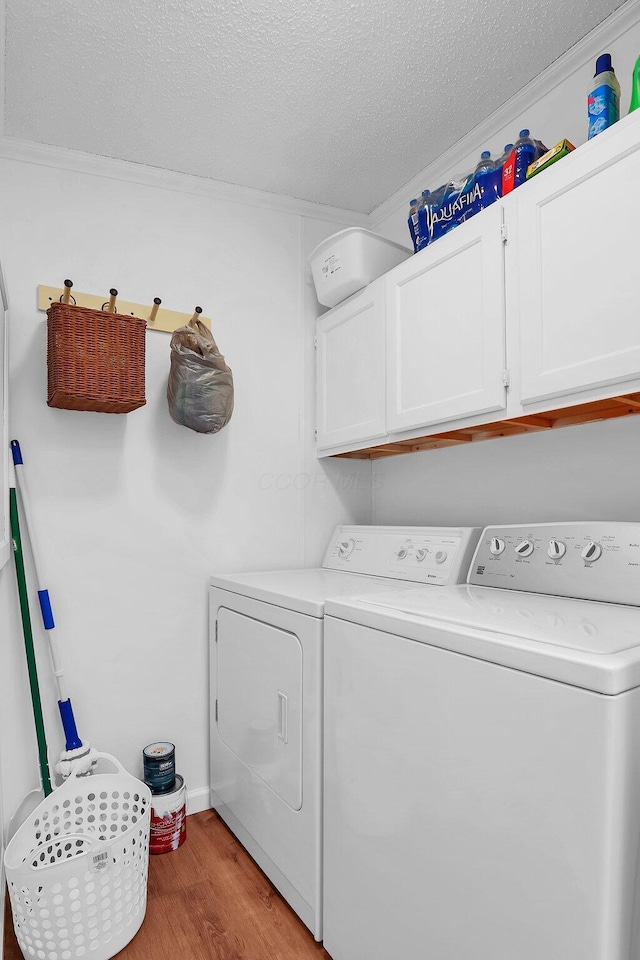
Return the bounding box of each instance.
[547,539,566,560]
[435,550,448,564]
[338,538,355,559]
[415,548,428,562]
[581,541,602,563]
[395,546,408,560]
[489,537,505,556]
[515,540,535,558]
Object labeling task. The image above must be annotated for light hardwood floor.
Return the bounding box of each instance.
[4,810,332,960]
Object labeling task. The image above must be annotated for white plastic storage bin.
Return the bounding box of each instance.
[308,228,411,308]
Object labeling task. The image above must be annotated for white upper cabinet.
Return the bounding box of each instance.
[314,113,640,458]
[315,279,387,450]
[517,113,640,405]
[386,204,507,433]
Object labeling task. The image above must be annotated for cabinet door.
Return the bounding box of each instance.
[316,280,386,450]
[517,114,640,404]
[386,205,506,433]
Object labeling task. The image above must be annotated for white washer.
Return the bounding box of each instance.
[323,522,640,960]
[209,524,480,940]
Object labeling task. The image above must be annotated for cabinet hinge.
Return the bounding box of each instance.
[214,620,218,642]
[215,699,218,722]
[500,222,508,243]
[314,428,318,440]
[502,368,511,388]
[313,337,318,350]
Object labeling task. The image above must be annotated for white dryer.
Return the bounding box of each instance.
[323,522,640,960]
[209,524,480,940]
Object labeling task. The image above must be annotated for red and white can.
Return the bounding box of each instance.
[149,774,187,854]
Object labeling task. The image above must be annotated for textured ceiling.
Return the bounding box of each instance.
[4,0,626,213]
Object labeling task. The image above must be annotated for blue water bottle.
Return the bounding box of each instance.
[498,143,513,173]
[513,129,536,188]
[473,151,499,211]
[407,198,419,253]
[415,190,431,251]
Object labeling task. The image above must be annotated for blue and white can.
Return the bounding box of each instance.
[143,741,176,793]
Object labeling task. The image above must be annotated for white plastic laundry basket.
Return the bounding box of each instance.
[4,753,151,960]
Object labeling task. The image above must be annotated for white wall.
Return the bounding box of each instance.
[372,1,640,244]
[372,416,640,527]
[0,156,370,830]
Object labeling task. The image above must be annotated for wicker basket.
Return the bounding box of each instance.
[47,301,146,414]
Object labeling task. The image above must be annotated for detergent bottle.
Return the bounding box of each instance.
[588,53,620,138]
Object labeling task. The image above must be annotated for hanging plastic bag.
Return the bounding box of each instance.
[167,319,234,434]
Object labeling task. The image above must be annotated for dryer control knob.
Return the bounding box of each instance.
[435,550,448,564]
[416,548,428,562]
[547,539,566,560]
[395,546,408,560]
[581,541,602,563]
[515,540,535,558]
[489,537,505,556]
[338,538,355,559]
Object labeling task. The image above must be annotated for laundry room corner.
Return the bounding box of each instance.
[3,1,640,957]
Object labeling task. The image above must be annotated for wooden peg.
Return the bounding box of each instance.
[62,279,73,304]
[149,297,161,323]
[107,288,118,313]
[189,306,203,327]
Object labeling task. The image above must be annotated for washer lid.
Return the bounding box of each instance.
[210,568,403,618]
[325,584,640,694]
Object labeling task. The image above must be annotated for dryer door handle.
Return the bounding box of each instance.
[277,691,288,744]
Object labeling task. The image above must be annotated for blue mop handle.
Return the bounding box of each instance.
[11,445,55,627]
[58,700,82,751]
[11,439,83,752]
[33,582,82,750]
[10,439,22,464]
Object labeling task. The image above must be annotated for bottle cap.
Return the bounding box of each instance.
[481,150,491,159]
[421,189,430,197]
[519,129,530,138]
[595,53,612,75]
[504,143,513,152]
[409,199,418,205]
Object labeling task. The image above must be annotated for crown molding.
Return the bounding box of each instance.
[369,0,640,227]
[0,135,369,227]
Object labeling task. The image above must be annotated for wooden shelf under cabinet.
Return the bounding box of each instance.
[332,393,640,460]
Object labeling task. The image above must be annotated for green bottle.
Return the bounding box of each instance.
[630,55,640,113]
